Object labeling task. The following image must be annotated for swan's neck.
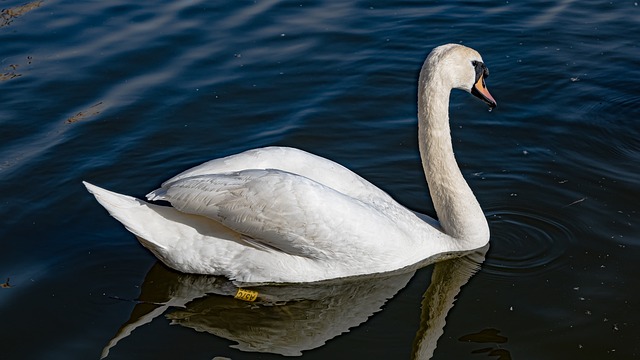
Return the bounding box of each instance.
[417,71,489,248]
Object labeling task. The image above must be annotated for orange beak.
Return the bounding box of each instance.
[471,73,497,108]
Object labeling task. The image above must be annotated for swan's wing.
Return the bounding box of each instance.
[147,169,406,260]
[162,147,397,210]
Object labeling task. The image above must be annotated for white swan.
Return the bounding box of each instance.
[84,44,497,284]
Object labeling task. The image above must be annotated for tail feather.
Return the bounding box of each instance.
[83,181,167,250]
[83,181,145,211]
[82,181,245,276]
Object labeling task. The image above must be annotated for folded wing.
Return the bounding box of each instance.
[147,169,406,261]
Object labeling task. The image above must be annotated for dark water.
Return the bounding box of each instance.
[1,1,639,359]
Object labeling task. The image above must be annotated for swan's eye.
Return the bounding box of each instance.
[472,60,489,81]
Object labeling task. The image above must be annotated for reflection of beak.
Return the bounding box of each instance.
[471,74,497,108]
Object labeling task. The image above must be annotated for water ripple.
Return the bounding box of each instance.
[483,208,574,278]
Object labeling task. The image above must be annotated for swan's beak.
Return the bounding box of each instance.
[471,73,497,108]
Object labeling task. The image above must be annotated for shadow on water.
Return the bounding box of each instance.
[100,247,494,359]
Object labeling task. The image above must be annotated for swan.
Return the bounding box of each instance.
[84,43,497,284]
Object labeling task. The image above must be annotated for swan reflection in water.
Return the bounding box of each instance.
[101,245,487,359]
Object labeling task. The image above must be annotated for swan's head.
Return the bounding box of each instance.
[423,44,497,108]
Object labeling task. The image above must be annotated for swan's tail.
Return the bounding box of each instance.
[83,182,247,277]
[83,181,168,252]
[84,181,143,211]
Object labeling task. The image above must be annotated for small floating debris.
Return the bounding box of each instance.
[0,56,34,82]
[1,278,12,288]
[563,197,587,208]
[1,0,43,28]
[0,66,22,81]
[65,101,104,124]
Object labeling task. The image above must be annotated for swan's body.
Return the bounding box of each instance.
[84,44,496,284]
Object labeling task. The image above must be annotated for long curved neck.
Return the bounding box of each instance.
[417,69,489,247]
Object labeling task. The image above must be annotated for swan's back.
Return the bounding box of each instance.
[154,147,396,210]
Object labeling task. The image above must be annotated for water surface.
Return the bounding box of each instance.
[1,1,639,359]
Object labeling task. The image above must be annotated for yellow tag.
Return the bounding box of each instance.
[234,288,259,302]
